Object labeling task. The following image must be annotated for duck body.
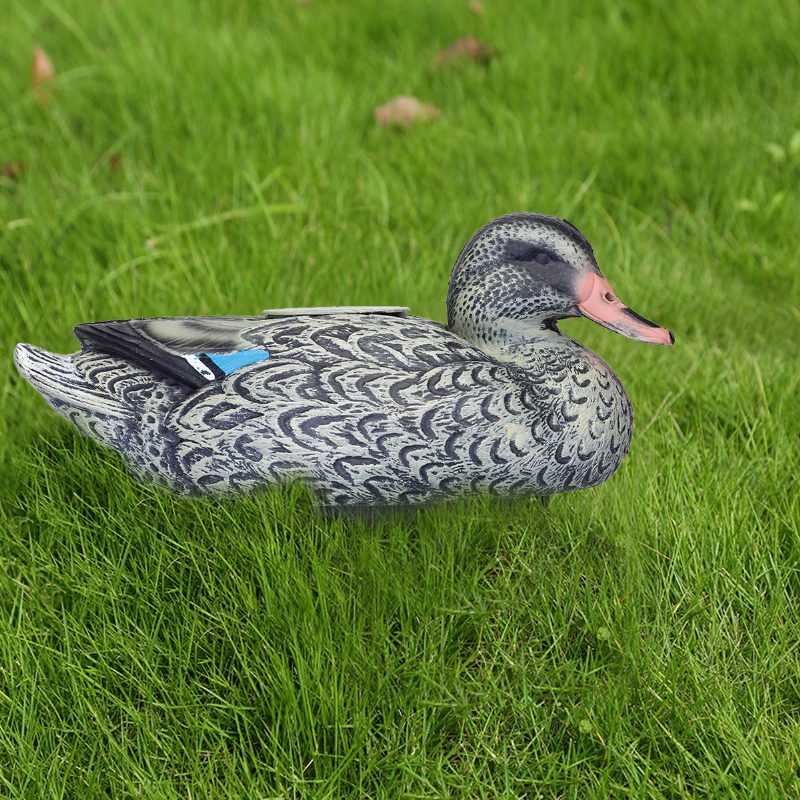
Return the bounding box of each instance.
[15,214,672,506]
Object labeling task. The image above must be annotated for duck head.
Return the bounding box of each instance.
[447,213,674,350]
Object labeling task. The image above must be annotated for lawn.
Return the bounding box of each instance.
[1,0,799,796]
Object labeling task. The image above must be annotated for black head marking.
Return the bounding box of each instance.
[455,212,596,268]
[504,239,561,264]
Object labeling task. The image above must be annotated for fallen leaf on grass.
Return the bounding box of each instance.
[374,96,441,129]
[32,45,55,104]
[1,162,26,181]
[469,0,485,15]
[432,36,495,67]
[109,153,123,172]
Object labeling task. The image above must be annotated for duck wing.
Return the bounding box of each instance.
[74,316,278,389]
[73,308,414,390]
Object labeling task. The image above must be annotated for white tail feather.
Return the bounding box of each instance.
[14,344,127,419]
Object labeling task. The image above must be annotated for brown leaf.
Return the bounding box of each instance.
[109,153,123,172]
[374,96,442,129]
[1,162,26,181]
[468,0,485,15]
[32,45,55,104]
[432,36,495,68]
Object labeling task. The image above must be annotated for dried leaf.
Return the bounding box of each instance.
[374,96,441,129]
[432,36,495,68]
[109,153,123,172]
[1,162,26,181]
[468,0,485,15]
[32,45,55,104]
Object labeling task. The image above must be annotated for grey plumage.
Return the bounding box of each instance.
[14,213,673,506]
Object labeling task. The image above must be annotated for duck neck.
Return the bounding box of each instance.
[450,315,586,367]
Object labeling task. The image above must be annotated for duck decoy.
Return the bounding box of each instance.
[14,213,673,506]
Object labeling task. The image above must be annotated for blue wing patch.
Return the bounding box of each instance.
[185,349,271,381]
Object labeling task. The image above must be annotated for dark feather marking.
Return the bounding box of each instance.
[561,402,579,423]
[309,329,358,361]
[554,443,571,465]
[508,437,526,457]
[362,476,396,499]
[197,474,224,487]
[296,381,334,404]
[353,372,384,403]
[453,368,475,391]
[418,462,437,483]
[468,438,484,466]
[470,365,492,386]
[388,376,418,405]
[480,396,500,422]
[227,471,259,488]
[399,444,427,467]
[85,362,129,383]
[374,431,402,457]
[117,380,155,402]
[507,478,531,494]
[489,439,508,465]
[444,429,466,459]
[453,395,474,426]
[568,388,588,405]
[420,407,438,440]
[546,410,564,432]
[333,456,377,481]
[298,415,342,442]
[202,402,261,430]
[356,412,389,439]
[326,366,353,398]
[531,419,547,445]
[276,405,318,439]
[360,337,415,371]
[230,365,307,404]
[519,388,540,410]
[425,370,450,396]
[439,476,462,493]
[488,475,516,494]
[503,393,515,414]
[233,434,263,461]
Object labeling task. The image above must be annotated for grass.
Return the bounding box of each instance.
[1,0,799,796]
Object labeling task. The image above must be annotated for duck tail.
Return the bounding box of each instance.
[14,343,130,448]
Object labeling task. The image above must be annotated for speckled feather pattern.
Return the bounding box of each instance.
[17,313,632,505]
[14,213,644,506]
[447,214,599,346]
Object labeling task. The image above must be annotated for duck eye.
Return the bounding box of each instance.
[534,252,551,265]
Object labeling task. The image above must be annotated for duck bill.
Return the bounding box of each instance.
[575,273,674,346]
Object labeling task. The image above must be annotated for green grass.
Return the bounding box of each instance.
[1,0,799,796]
